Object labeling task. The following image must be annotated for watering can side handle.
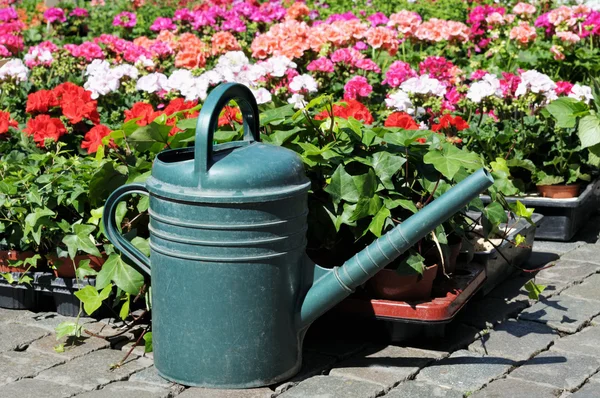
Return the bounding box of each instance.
[102,183,152,278]
[194,83,260,177]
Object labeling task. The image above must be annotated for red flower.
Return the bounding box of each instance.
[26,90,58,114]
[124,103,162,126]
[218,105,242,127]
[81,124,113,154]
[315,99,374,125]
[416,138,427,144]
[384,112,419,129]
[53,83,100,125]
[23,115,67,147]
[432,114,469,132]
[164,98,198,117]
[0,111,17,134]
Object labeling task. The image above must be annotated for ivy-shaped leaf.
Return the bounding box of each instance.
[96,254,144,295]
[578,115,600,149]
[396,251,425,276]
[143,332,153,353]
[62,224,101,259]
[372,152,406,190]
[367,206,391,238]
[55,321,82,340]
[423,144,482,179]
[524,280,547,300]
[324,165,376,204]
[74,285,112,316]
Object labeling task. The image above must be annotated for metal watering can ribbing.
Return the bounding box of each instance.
[103,83,494,389]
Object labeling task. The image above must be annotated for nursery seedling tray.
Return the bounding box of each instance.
[0,272,36,310]
[334,262,485,323]
[480,181,600,241]
[468,213,543,296]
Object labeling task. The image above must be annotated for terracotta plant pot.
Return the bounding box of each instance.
[536,184,580,199]
[0,251,40,273]
[367,263,438,302]
[48,254,106,278]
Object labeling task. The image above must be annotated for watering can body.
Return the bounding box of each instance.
[103,83,494,388]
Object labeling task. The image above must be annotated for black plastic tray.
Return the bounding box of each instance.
[480,181,600,241]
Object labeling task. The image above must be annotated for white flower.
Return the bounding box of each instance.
[0,59,29,82]
[136,73,168,93]
[419,121,428,130]
[251,87,272,104]
[289,74,318,93]
[569,84,594,103]
[262,56,297,77]
[400,75,446,97]
[85,59,111,77]
[466,74,503,103]
[515,70,556,98]
[287,93,305,109]
[385,90,414,114]
[166,69,194,92]
[84,75,120,99]
[201,70,222,85]
[217,51,249,74]
[240,64,268,83]
[135,55,155,68]
[112,64,139,80]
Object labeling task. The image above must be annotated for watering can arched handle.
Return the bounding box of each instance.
[103,183,151,278]
[194,83,261,177]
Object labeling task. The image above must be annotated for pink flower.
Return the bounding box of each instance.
[330,48,365,64]
[344,76,372,100]
[113,12,137,28]
[556,31,580,43]
[174,9,195,23]
[555,81,574,95]
[419,56,460,85]
[0,7,18,22]
[69,8,89,18]
[550,45,565,61]
[383,61,416,87]
[470,69,488,80]
[513,2,536,16]
[150,17,177,32]
[499,72,521,97]
[65,42,104,62]
[509,21,537,45]
[387,10,421,36]
[353,41,368,51]
[354,58,380,73]
[0,44,10,57]
[307,57,334,73]
[43,8,66,23]
[367,12,388,27]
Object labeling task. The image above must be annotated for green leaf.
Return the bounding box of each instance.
[1,273,14,284]
[176,117,198,130]
[55,321,82,340]
[260,104,294,125]
[62,224,101,259]
[524,280,547,300]
[396,251,424,276]
[75,260,98,279]
[74,285,111,316]
[367,206,391,237]
[372,152,406,189]
[324,166,376,204]
[131,237,150,257]
[383,130,429,147]
[24,208,55,244]
[423,144,482,179]
[54,344,65,353]
[264,126,302,146]
[546,97,588,128]
[512,200,534,219]
[384,197,418,213]
[96,254,144,295]
[578,115,600,149]
[89,162,128,207]
[143,332,153,353]
[349,196,382,222]
[120,294,130,321]
[536,171,564,186]
[514,234,526,246]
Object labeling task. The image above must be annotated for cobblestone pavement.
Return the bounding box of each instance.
[2,222,600,397]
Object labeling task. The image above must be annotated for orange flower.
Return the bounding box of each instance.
[133,36,155,50]
[211,31,241,56]
[509,22,537,45]
[365,26,398,55]
[157,30,178,49]
[175,34,209,69]
[285,2,309,20]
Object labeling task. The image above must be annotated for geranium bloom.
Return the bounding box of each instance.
[387,10,421,36]
[136,73,168,93]
[401,75,446,97]
[383,61,417,87]
[211,31,241,55]
[384,112,418,129]
[550,45,565,61]
[556,31,580,44]
[70,8,89,18]
[343,76,372,100]
[113,12,137,28]
[515,70,557,97]
[509,22,537,45]
[555,81,574,95]
[432,114,468,143]
[307,57,335,73]
[81,124,112,154]
[53,82,100,124]
[0,7,18,22]
[64,42,105,62]
[315,99,374,124]
[365,26,398,55]
[0,59,28,82]
[43,8,66,23]
[125,102,162,126]
[513,3,536,16]
[289,74,318,93]
[569,84,594,103]
[163,98,198,117]
[218,105,242,127]
[0,111,17,134]
[466,74,503,103]
[385,90,414,114]
[150,17,177,32]
[23,115,67,147]
[354,59,380,73]
[26,90,58,113]
[285,2,309,20]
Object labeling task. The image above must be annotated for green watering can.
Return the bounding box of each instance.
[103,83,494,388]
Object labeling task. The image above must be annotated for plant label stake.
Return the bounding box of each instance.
[103,83,494,389]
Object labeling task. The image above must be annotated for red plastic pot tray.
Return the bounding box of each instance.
[334,263,486,323]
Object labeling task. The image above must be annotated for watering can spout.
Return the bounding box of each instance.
[298,168,494,329]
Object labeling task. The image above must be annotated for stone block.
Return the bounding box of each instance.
[487,276,534,303]
[561,273,600,302]
[532,277,569,298]
[0,378,83,398]
[277,375,384,398]
[385,381,462,398]
[416,350,514,393]
[532,241,585,256]
[572,381,600,397]
[36,348,152,391]
[509,349,600,391]
[129,366,174,388]
[561,245,600,265]
[14,312,79,333]
[468,319,558,362]
[28,334,110,360]
[328,345,442,391]
[535,260,599,284]
[0,308,33,323]
[0,350,65,386]
[72,381,173,398]
[458,297,527,329]
[0,323,49,352]
[177,386,274,398]
[274,351,336,393]
[552,325,600,357]
[118,341,154,360]
[519,295,600,333]
[472,377,562,398]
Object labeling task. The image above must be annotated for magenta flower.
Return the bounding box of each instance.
[70,8,89,18]
[353,41,368,51]
[555,81,574,96]
[354,58,381,73]
[367,12,388,27]
[307,57,335,73]
[43,8,67,24]
[0,7,18,22]
[150,17,177,32]
[113,12,137,28]
[382,61,417,87]
[173,9,195,23]
[64,41,104,62]
[0,44,10,57]
[344,76,373,100]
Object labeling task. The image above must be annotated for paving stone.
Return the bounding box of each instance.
[277,375,384,398]
[458,297,528,329]
[487,275,535,303]
[328,345,442,391]
[118,341,154,360]
[129,366,174,388]
[28,334,110,360]
[14,312,80,333]
[535,260,599,283]
[385,381,462,398]
[533,241,586,256]
[177,386,274,398]
[36,348,152,391]
[553,325,600,358]
[509,349,600,391]
[304,338,368,360]
[0,349,65,386]
[571,381,600,397]
[533,277,569,298]
[73,381,173,398]
[468,319,558,362]
[416,349,514,393]
[0,378,83,398]
[0,307,34,323]
[83,321,137,345]
[275,351,337,393]
[472,377,562,398]
[0,322,49,352]
[560,245,600,265]
[519,295,600,333]
[561,274,600,302]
